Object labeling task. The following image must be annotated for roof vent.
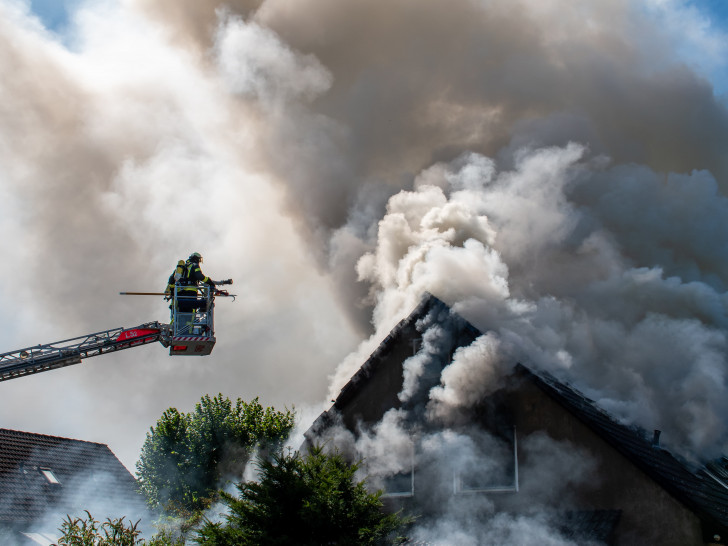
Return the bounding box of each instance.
[652,429,661,448]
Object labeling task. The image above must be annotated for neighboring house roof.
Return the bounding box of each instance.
[0,428,144,525]
[311,292,728,540]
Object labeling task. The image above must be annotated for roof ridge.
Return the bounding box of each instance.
[0,428,109,448]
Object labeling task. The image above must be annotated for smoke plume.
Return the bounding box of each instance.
[342,143,728,459]
[1,3,728,539]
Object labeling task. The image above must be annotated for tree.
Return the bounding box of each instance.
[195,447,410,545]
[136,394,295,514]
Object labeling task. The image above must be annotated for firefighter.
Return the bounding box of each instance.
[177,252,226,312]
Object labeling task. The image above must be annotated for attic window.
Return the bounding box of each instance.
[39,467,60,485]
[454,426,519,494]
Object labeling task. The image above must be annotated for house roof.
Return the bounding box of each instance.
[0,428,144,524]
[311,292,728,539]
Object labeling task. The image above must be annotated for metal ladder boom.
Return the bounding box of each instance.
[0,323,165,383]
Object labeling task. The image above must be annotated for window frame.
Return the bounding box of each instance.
[38,467,61,485]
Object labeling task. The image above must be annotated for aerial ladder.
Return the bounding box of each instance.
[0,284,234,383]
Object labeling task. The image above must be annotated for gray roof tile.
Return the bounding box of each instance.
[0,428,143,523]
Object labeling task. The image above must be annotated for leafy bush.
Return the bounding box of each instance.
[136,394,294,513]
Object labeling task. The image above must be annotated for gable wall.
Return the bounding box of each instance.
[337,337,414,430]
[326,350,708,544]
[503,379,704,545]
[324,348,707,544]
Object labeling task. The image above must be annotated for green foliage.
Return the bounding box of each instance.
[136,394,295,514]
[54,510,185,546]
[54,511,142,546]
[144,528,185,546]
[195,447,410,545]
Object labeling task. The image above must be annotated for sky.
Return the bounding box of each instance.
[2,0,728,477]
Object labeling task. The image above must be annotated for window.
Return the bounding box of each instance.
[39,467,60,485]
[379,444,415,498]
[382,470,415,497]
[454,426,519,494]
[366,426,519,499]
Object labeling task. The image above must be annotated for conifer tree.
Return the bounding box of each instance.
[195,447,410,545]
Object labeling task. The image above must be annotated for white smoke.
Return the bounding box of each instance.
[399,324,452,404]
[427,332,509,423]
[356,409,414,479]
[320,140,728,542]
[214,15,332,106]
[337,381,600,542]
[336,143,728,459]
[0,0,359,471]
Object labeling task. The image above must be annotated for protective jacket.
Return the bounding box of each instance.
[179,260,216,292]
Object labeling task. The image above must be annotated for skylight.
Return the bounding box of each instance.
[39,467,60,485]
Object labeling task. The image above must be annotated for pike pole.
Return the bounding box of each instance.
[120,290,237,300]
